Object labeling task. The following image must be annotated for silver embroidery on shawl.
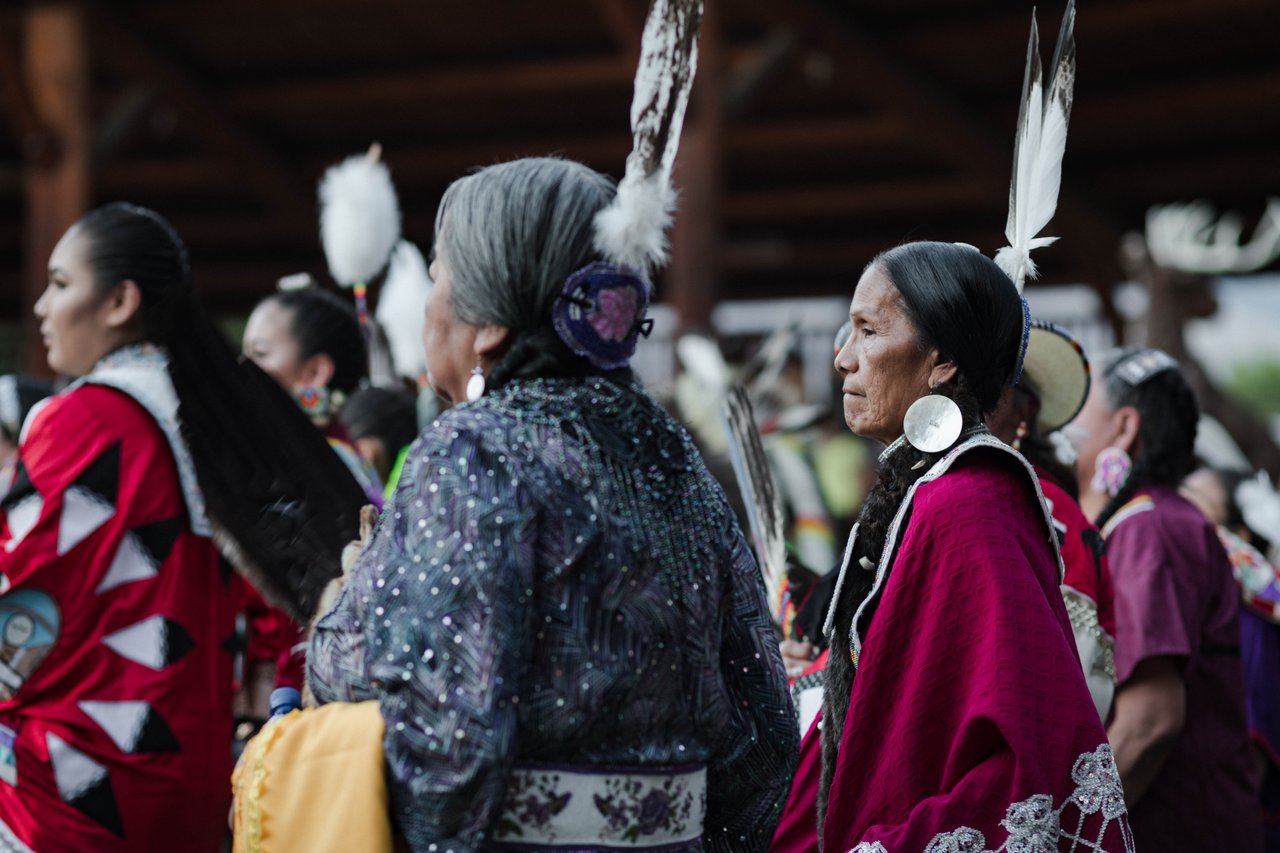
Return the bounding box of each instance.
[847,745,1134,853]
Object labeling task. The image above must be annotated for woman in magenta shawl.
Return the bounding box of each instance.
[773,241,1133,853]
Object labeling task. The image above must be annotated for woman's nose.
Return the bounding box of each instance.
[834,340,854,375]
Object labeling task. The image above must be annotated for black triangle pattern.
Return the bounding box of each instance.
[69,773,125,838]
[161,619,195,667]
[134,705,181,754]
[221,630,245,657]
[0,461,35,510]
[71,443,121,509]
[133,515,183,569]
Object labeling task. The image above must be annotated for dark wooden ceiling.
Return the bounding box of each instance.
[2,0,1279,324]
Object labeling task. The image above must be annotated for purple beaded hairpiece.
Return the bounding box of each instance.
[552,262,654,370]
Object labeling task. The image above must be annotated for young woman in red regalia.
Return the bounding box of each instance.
[0,203,364,852]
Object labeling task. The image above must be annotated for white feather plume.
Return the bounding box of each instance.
[319,146,402,287]
[994,1,1076,291]
[593,0,703,273]
[375,240,433,380]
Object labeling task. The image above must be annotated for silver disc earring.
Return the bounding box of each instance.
[903,393,963,453]
[465,363,486,402]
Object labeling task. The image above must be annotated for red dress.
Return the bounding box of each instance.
[0,365,236,851]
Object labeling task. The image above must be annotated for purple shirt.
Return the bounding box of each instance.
[1106,485,1262,852]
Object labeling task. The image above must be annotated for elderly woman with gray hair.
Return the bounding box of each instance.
[307,157,797,852]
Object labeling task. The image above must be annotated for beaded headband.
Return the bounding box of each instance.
[1110,348,1179,388]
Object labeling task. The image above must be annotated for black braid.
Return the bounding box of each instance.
[816,378,985,837]
[484,326,633,392]
[1093,351,1199,531]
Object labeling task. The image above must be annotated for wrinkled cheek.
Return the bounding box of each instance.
[842,394,867,431]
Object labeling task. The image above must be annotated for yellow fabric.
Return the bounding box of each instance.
[232,701,392,853]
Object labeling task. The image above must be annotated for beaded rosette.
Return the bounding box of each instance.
[552,262,654,371]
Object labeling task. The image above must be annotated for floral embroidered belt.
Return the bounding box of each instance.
[493,763,707,850]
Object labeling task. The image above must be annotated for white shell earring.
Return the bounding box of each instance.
[903,393,963,453]
[465,362,486,402]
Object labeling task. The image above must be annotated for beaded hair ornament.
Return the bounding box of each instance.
[551,0,703,370]
[1110,347,1179,388]
[991,0,1077,386]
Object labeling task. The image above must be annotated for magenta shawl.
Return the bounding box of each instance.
[821,443,1132,852]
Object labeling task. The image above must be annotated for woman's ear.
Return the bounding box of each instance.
[102,279,144,331]
[928,354,958,389]
[1112,405,1142,454]
[474,324,510,361]
[300,352,336,389]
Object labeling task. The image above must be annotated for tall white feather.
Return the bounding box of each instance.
[994,1,1076,291]
[593,0,703,273]
[376,240,433,380]
[319,146,402,287]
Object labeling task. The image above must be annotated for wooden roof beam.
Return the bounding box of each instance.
[909,0,1269,55]
[226,46,759,115]
[593,0,644,55]
[725,176,992,222]
[227,55,636,115]
[98,116,907,196]
[92,8,313,234]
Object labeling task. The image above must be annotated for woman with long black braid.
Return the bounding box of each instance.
[0,202,364,851]
[1070,346,1262,851]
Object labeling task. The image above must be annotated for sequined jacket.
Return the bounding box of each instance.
[309,376,797,852]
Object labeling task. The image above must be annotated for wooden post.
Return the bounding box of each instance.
[666,1,722,332]
[22,2,90,375]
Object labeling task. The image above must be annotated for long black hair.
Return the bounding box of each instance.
[74,202,366,620]
[1093,347,1199,530]
[820,241,1026,828]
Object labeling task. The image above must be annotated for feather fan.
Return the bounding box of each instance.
[593,0,703,273]
[721,383,787,625]
[318,144,402,288]
[993,0,1076,291]
[376,240,433,382]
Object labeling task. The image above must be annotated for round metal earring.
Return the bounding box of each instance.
[903,393,963,454]
[465,363,486,402]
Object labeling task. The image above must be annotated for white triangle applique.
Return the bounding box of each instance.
[101,616,166,670]
[78,700,148,753]
[57,487,115,556]
[45,732,107,801]
[3,493,43,552]
[96,533,158,595]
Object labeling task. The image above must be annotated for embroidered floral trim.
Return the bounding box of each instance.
[494,765,706,848]
[1061,591,1116,680]
[494,770,573,841]
[846,745,1133,853]
[594,772,699,843]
